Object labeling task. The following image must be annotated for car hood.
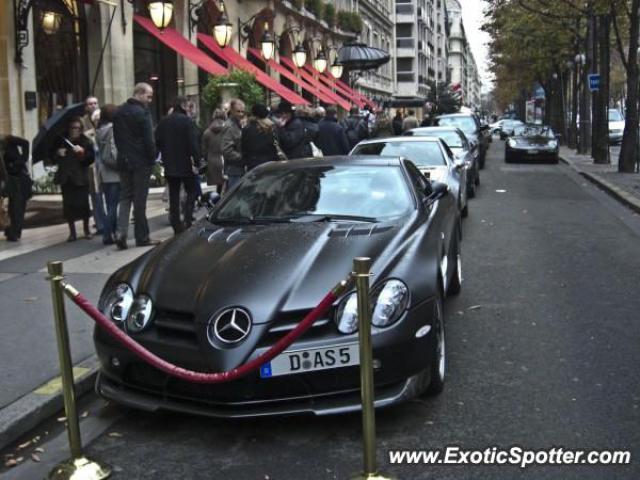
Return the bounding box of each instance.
[119,219,409,324]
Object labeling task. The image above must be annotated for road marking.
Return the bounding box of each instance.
[33,367,90,395]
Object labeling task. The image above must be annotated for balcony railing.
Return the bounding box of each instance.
[396,38,415,48]
[397,72,415,82]
[396,4,414,15]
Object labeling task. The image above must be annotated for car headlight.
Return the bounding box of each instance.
[103,283,134,323]
[334,280,410,333]
[548,140,558,149]
[126,294,154,332]
[335,293,359,334]
[507,138,517,148]
[371,280,409,328]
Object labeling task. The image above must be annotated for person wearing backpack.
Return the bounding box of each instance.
[95,104,120,245]
[342,107,369,149]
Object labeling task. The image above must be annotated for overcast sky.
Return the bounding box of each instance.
[458,0,494,91]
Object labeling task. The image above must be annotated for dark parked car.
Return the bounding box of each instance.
[434,113,490,169]
[94,156,462,417]
[505,124,559,163]
[351,136,469,217]
[499,119,524,140]
[405,126,480,198]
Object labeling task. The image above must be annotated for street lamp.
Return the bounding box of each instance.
[293,42,307,68]
[213,1,233,48]
[148,0,174,31]
[40,10,62,35]
[313,48,328,73]
[330,60,344,78]
[260,24,275,61]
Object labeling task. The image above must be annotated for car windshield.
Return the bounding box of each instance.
[352,141,447,167]
[608,110,623,122]
[412,130,464,149]
[436,116,476,133]
[211,165,414,222]
[513,125,554,138]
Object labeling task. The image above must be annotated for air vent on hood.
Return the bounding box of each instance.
[329,224,394,238]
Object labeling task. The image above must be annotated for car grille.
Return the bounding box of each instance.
[153,308,198,346]
[258,309,338,347]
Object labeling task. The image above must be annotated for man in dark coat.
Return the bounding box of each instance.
[392,111,403,136]
[155,96,201,234]
[276,101,312,159]
[341,106,369,149]
[113,82,158,249]
[221,99,246,190]
[315,107,350,156]
[0,135,31,241]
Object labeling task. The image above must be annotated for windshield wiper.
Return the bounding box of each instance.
[292,213,378,223]
[209,216,255,225]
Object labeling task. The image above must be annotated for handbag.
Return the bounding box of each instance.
[0,197,10,230]
[272,130,288,161]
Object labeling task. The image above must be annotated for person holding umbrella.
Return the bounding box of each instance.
[52,117,95,241]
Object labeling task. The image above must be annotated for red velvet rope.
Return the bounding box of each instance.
[65,284,346,384]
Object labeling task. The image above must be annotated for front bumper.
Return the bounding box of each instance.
[94,299,438,417]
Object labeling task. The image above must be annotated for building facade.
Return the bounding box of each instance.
[446,0,481,110]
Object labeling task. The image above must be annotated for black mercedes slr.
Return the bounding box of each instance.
[94,156,462,418]
[504,124,560,163]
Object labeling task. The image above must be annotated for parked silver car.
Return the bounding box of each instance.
[350,136,469,217]
[405,126,480,198]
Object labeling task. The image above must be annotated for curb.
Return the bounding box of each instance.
[0,355,99,451]
[560,155,640,215]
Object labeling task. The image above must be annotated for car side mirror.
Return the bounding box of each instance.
[454,159,466,171]
[428,181,449,200]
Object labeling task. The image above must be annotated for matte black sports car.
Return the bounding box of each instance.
[94,157,461,417]
[505,124,559,163]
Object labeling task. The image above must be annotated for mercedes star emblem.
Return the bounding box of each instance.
[208,308,252,345]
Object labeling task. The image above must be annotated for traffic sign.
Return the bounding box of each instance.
[588,74,600,92]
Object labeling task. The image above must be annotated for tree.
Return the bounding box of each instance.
[201,70,264,113]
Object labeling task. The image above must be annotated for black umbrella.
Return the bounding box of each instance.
[32,102,85,164]
[337,43,390,71]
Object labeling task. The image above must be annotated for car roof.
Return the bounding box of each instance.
[356,136,443,144]
[409,126,464,134]
[257,155,406,170]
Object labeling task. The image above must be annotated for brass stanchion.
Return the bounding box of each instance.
[351,258,394,480]
[46,261,111,480]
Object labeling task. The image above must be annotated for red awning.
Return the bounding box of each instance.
[330,75,378,110]
[134,16,226,76]
[307,68,368,109]
[247,48,336,106]
[198,35,309,106]
[279,57,352,110]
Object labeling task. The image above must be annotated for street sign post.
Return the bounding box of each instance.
[588,74,600,92]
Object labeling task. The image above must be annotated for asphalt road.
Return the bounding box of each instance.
[3,140,640,479]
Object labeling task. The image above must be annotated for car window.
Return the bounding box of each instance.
[436,116,477,133]
[608,110,623,122]
[352,141,447,167]
[213,165,414,221]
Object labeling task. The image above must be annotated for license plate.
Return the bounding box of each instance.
[259,344,359,378]
[528,149,539,154]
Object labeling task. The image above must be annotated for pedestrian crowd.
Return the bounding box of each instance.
[0,86,375,247]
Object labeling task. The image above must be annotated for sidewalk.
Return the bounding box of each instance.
[559,146,640,214]
[0,190,211,452]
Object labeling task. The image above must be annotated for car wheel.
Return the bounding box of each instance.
[424,294,446,395]
[467,181,476,199]
[448,235,462,296]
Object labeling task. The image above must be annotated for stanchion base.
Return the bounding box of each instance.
[47,456,111,480]
[350,473,396,480]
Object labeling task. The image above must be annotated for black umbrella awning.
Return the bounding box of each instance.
[337,43,390,71]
